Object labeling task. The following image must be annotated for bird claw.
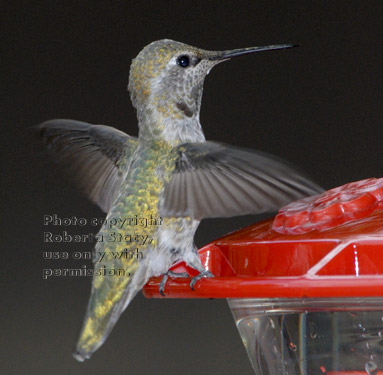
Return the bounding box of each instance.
[190,270,214,291]
[159,271,190,296]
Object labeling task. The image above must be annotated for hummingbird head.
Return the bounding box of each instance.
[128,39,214,120]
[128,39,295,142]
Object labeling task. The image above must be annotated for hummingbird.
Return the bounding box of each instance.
[38,39,322,361]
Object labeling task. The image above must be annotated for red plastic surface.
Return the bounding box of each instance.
[143,179,383,299]
[273,178,383,234]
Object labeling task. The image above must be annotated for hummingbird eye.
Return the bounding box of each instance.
[176,55,190,68]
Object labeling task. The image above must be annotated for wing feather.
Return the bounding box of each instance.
[162,141,322,220]
[37,119,138,212]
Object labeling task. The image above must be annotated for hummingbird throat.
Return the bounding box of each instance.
[137,92,205,144]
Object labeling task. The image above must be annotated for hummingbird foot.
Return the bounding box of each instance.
[159,271,190,296]
[190,270,214,291]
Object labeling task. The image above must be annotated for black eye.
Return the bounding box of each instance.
[177,55,190,68]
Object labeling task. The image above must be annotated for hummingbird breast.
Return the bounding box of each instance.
[94,140,197,277]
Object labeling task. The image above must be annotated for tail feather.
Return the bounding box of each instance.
[73,255,147,361]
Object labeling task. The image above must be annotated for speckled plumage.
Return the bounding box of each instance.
[38,39,323,361]
[76,140,202,358]
[75,42,217,357]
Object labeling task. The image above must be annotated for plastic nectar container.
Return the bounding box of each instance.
[144,178,383,374]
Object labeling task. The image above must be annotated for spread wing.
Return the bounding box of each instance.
[161,141,322,220]
[37,119,138,212]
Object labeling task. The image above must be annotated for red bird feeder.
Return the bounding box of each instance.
[144,178,383,374]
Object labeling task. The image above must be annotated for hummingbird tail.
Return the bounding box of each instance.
[73,263,148,361]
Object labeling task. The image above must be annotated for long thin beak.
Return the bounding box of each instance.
[210,44,297,60]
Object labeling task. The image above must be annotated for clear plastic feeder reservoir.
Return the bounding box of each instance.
[143,178,383,374]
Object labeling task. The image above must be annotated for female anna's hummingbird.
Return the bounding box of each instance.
[38,39,322,361]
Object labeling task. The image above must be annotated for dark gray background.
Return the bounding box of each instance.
[2,1,383,374]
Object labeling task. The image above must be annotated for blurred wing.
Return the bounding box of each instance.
[37,119,138,212]
[161,141,323,220]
